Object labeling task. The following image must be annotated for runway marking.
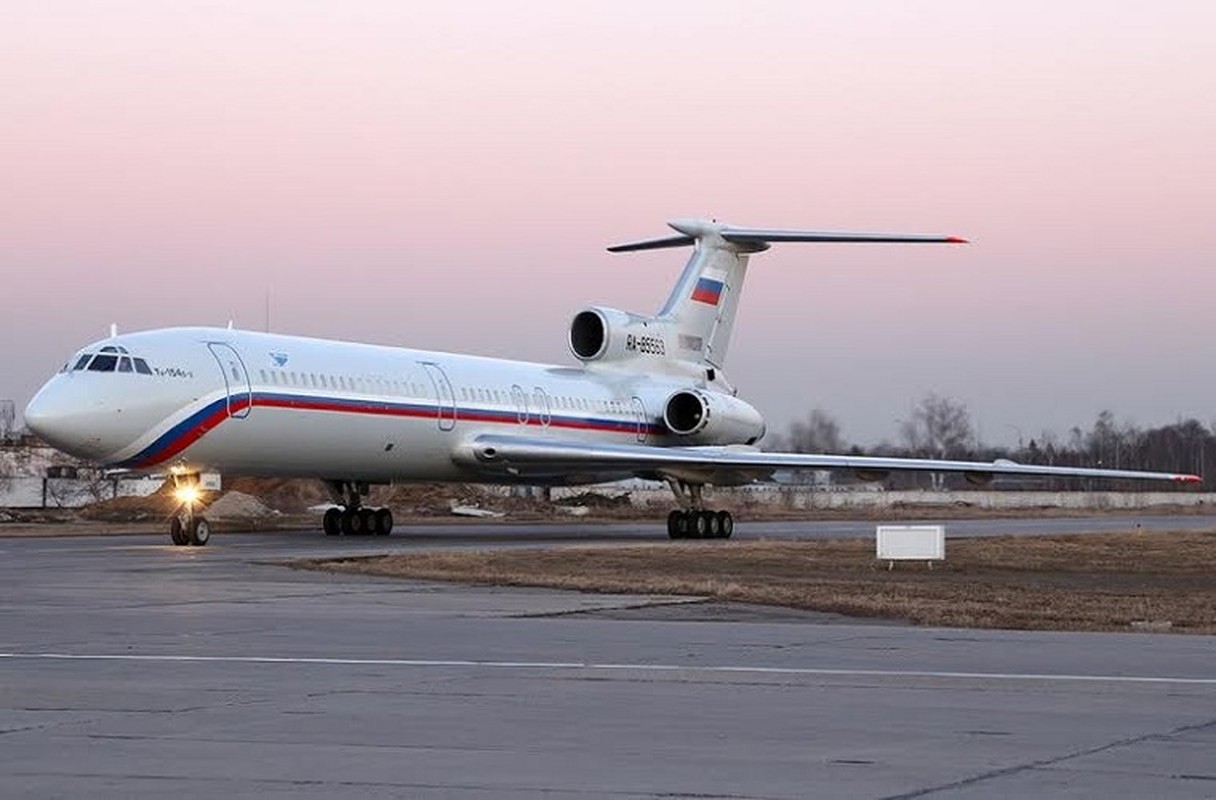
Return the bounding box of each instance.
[1,652,1214,686]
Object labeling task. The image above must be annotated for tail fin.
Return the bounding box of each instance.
[608,219,965,368]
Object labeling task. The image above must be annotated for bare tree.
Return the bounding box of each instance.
[899,394,974,489]
[0,400,14,443]
[899,393,974,458]
[784,409,846,453]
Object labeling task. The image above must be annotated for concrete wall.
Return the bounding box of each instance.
[551,482,1215,511]
[0,477,163,509]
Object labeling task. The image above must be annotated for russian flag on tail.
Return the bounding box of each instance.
[691,277,724,306]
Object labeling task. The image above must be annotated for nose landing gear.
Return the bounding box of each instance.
[322,481,395,536]
[168,473,211,546]
[665,479,733,540]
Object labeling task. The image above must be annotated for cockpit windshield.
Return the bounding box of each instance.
[70,345,153,375]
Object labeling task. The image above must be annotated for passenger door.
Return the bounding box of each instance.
[420,362,457,431]
[207,342,252,419]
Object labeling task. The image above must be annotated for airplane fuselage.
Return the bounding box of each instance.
[26,327,731,485]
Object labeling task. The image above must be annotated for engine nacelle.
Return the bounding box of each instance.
[569,306,674,363]
[662,389,766,446]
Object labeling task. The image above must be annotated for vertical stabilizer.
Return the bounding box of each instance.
[653,220,760,368]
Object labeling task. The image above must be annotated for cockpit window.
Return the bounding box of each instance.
[88,354,119,372]
[70,349,153,375]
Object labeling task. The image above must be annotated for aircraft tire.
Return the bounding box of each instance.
[323,508,341,536]
[341,510,358,536]
[374,508,393,535]
[170,517,188,546]
[690,511,708,539]
[189,517,211,547]
[716,511,734,539]
[357,508,375,535]
[705,511,722,538]
[667,510,684,539]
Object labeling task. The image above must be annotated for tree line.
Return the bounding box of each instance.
[772,394,1212,491]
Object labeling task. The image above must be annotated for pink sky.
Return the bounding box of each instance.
[2,1,1214,445]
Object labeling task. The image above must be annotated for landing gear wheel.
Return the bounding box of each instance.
[170,517,188,546]
[690,511,709,539]
[705,510,722,538]
[716,511,734,539]
[340,510,358,536]
[189,517,211,547]
[667,510,684,540]
[357,508,375,535]
[323,508,341,536]
[374,508,394,536]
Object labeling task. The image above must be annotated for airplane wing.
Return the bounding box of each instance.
[457,433,1201,486]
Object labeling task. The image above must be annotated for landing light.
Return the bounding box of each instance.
[175,485,201,505]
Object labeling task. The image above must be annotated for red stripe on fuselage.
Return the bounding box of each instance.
[131,394,655,467]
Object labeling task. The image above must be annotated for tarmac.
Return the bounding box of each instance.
[2,521,1215,798]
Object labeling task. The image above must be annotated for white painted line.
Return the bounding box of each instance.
[1,652,1213,686]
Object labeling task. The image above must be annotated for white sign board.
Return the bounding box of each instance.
[876,525,945,561]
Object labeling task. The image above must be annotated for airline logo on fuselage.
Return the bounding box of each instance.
[270,352,290,367]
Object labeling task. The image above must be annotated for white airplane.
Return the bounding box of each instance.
[24,219,1199,546]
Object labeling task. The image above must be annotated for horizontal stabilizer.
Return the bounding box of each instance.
[721,227,967,245]
[606,235,696,253]
[608,218,966,253]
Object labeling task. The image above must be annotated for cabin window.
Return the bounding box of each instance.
[133,358,152,375]
[118,357,133,373]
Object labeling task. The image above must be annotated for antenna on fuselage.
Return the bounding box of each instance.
[265,288,272,333]
[109,323,117,339]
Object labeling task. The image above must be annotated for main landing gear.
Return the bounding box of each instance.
[168,472,211,547]
[322,480,394,537]
[665,479,734,540]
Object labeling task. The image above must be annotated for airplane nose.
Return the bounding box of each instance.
[24,385,69,445]
[24,379,110,459]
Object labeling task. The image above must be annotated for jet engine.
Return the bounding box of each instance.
[662,389,766,446]
[568,307,673,363]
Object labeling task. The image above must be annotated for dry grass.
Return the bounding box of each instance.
[298,531,1216,633]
